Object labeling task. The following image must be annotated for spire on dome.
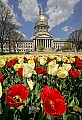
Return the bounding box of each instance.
[39,8,43,15]
[39,0,43,15]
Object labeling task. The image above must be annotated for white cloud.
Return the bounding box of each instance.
[18,0,39,21]
[62,26,70,32]
[54,37,61,40]
[2,0,8,4]
[16,30,26,38]
[46,0,80,31]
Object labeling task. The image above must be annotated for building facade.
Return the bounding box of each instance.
[0,8,70,53]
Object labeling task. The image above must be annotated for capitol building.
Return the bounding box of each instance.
[0,8,70,53]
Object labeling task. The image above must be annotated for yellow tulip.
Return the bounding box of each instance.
[79,55,82,60]
[14,64,21,71]
[28,60,35,69]
[47,61,59,76]
[52,59,56,64]
[62,63,71,71]
[23,63,33,78]
[61,56,67,62]
[48,54,55,59]
[0,56,3,59]
[38,57,47,65]
[27,79,34,90]
[0,59,5,68]
[0,83,2,98]
[57,69,68,78]
[69,57,75,63]
[56,56,61,62]
[18,58,24,64]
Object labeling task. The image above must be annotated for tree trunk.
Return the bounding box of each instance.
[9,39,11,52]
[0,40,3,52]
[17,43,19,53]
[13,45,16,52]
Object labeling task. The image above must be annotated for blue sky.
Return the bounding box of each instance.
[2,0,82,40]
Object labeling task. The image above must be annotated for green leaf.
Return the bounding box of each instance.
[67,114,78,120]
[63,113,78,120]
[68,97,79,107]
[63,112,67,120]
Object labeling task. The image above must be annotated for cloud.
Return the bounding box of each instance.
[54,37,61,40]
[18,0,39,21]
[62,26,70,32]
[16,30,26,38]
[2,0,8,4]
[46,0,80,31]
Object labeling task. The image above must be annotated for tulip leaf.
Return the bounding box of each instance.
[68,97,79,107]
[67,114,78,120]
[63,113,78,120]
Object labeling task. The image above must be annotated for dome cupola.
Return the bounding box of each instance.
[37,8,47,22]
[34,8,49,33]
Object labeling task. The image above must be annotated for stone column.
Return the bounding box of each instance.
[37,39,38,48]
[47,39,48,48]
[46,39,47,48]
[44,39,46,48]
[15,43,17,52]
[36,39,37,49]
[44,39,45,47]
[39,39,40,46]
[49,39,50,48]
[42,39,44,46]
[50,39,51,47]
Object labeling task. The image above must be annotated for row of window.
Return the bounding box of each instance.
[2,49,33,52]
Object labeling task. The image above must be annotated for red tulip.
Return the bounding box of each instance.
[35,66,47,75]
[33,58,38,63]
[5,84,30,108]
[24,56,28,61]
[69,69,80,78]
[18,68,23,77]
[6,59,15,68]
[74,56,80,61]
[76,64,82,70]
[47,59,51,63]
[40,85,67,116]
[0,74,4,83]
[14,58,18,64]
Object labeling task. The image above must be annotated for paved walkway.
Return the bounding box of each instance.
[30,50,82,55]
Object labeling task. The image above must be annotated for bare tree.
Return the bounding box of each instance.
[0,1,20,52]
[68,28,82,51]
[9,30,24,52]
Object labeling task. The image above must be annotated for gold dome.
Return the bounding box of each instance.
[34,8,49,34]
[36,8,47,23]
[37,15,46,21]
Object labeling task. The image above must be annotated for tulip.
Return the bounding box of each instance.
[5,84,30,108]
[14,64,21,71]
[40,85,67,116]
[57,67,68,78]
[62,63,71,71]
[47,61,59,76]
[23,63,33,78]
[27,79,34,90]
[0,83,2,98]
[0,59,6,68]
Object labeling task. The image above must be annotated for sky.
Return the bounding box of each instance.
[2,0,82,40]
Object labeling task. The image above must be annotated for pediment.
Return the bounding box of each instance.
[34,33,53,38]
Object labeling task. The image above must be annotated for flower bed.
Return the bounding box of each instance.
[0,54,82,120]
